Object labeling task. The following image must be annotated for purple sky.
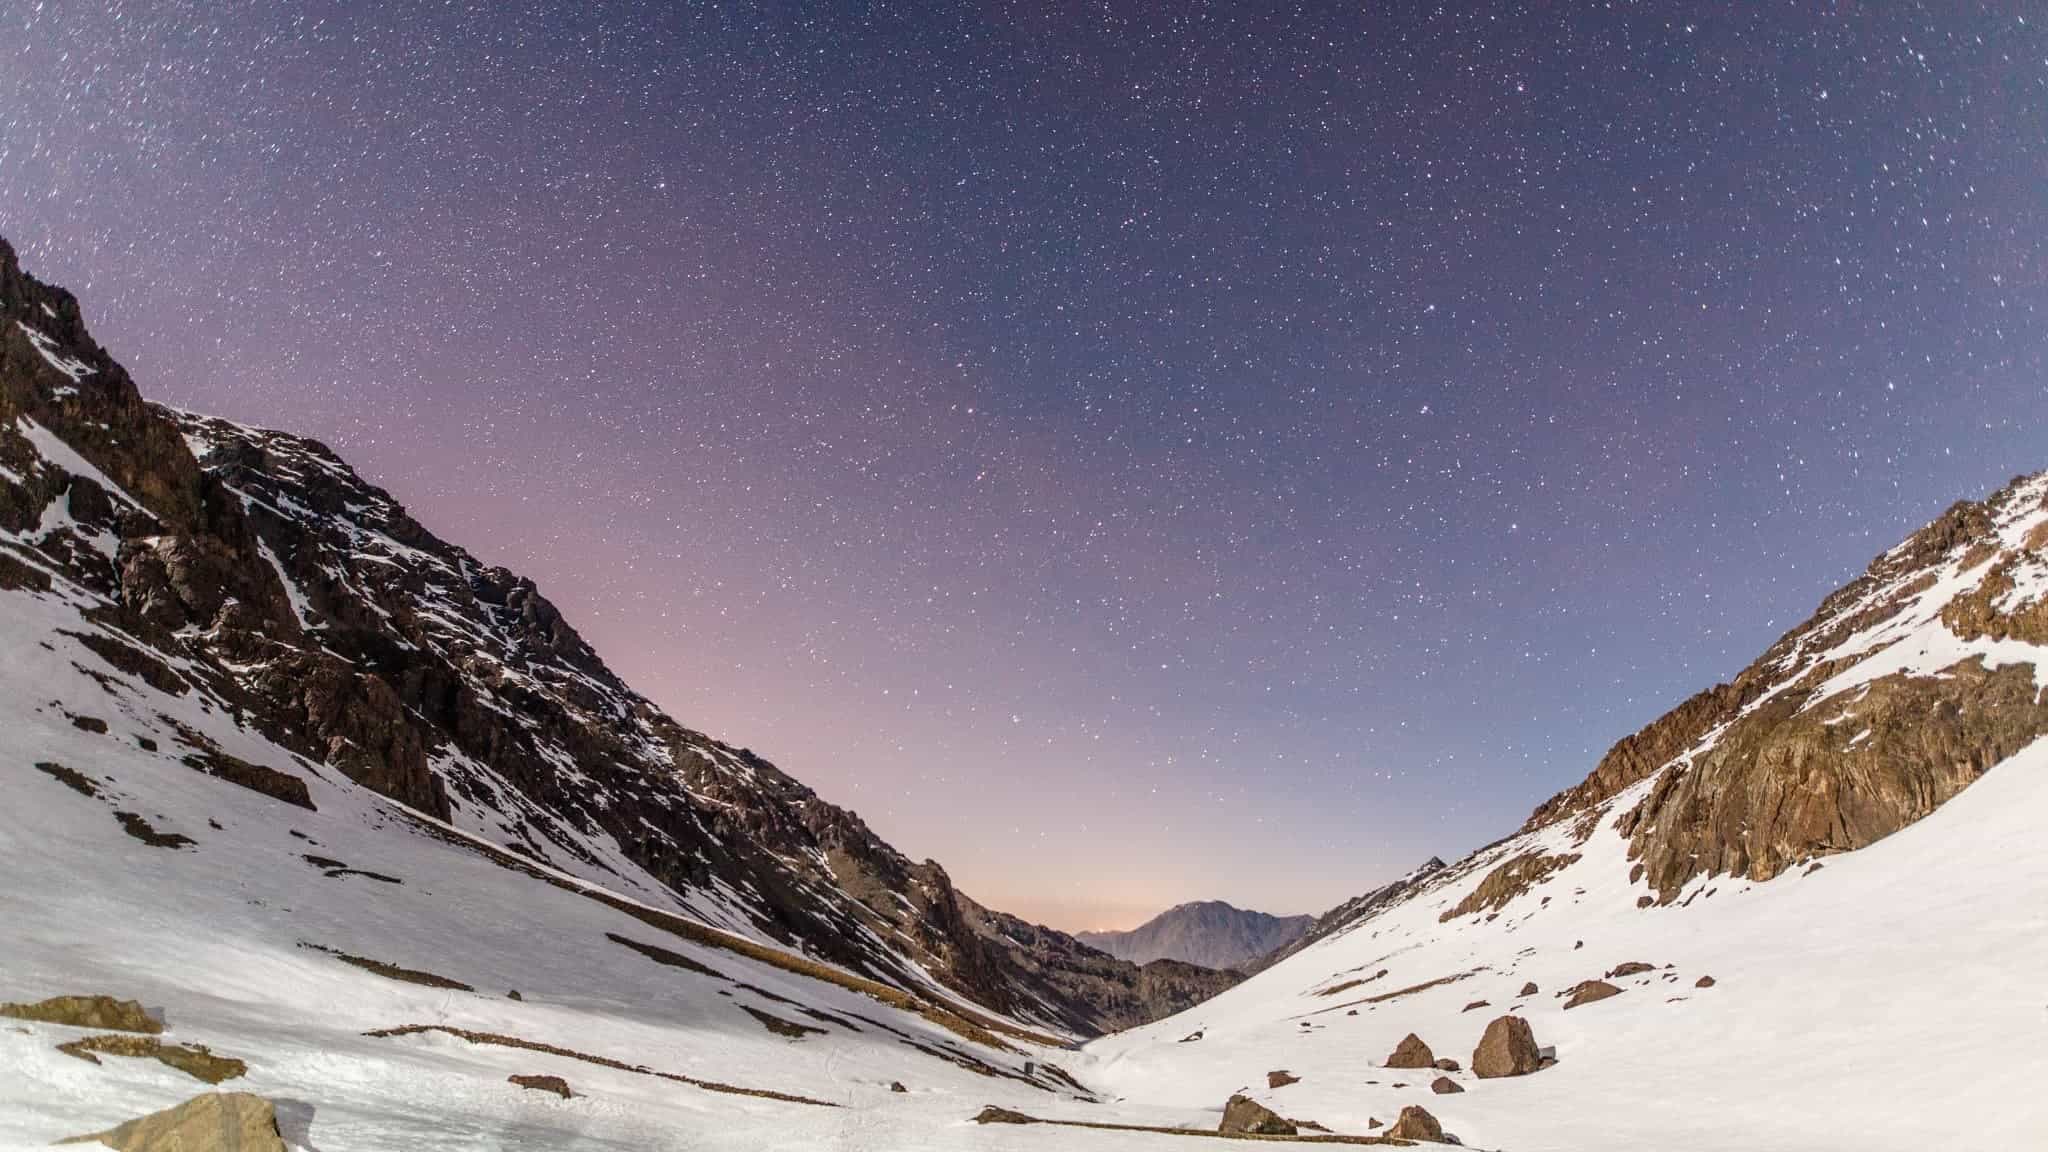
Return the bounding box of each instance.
[4,2,2044,930]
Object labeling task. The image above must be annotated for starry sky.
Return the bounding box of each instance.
[3,2,2044,931]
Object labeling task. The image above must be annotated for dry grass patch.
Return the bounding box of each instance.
[365,1024,837,1107]
[397,810,1063,1052]
[300,943,473,991]
[56,1033,246,1083]
[969,1106,1414,1144]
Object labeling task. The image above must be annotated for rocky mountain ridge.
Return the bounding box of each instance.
[1078,902,1313,970]
[0,234,1230,1038]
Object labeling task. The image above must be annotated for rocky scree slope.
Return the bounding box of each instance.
[0,235,1228,1038]
[1078,902,1313,969]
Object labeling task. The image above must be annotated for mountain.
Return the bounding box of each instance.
[1084,467,2048,1148]
[1078,903,1312,969]
[4,231,2046,1148]
[0,233,1228,1045]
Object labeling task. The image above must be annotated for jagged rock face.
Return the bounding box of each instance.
[1241,857,1445,975]
[1525,469,2048,902]
[0,234,1217,1039]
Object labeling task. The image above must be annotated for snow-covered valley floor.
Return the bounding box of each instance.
[5,549,2045,1149]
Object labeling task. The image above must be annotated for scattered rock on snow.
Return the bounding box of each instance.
[1385,1032,1436,1068]
[509,1074,572,1098]
[1219,1094,1297,1136]
[889,1081,907,1093]
[1434,1057,1460,1072]
[1431,1075,1464,1094]
[1695,975,1716,988]
[973,1105,1038,1125]
[1562,980,1622,1009]
[1607,961,1655,978]
[1460,1000,1489,1012]
[1472,1014,1542,1078]
[1267,1069,1300,1088]
[1519,981,1539,996]
[1387,1104,1445,1142]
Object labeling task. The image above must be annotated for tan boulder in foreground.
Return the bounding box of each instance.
[59,1092,285,1152]
[1472,1014,1542,1078]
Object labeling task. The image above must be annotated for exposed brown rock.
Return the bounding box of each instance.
[973,1105,1037,1125]
[1218,1094,1296,1136]
[0,994,160,1033]
[1524,471,2048,905]
[1695,975,1716,988]
[1518,981,1538,996]
[889,1081,907,1093]
[1387,1104,1445,1142]
[1471,1014,1541,1078]
[115,811,194,849]
[1385,1032,1435,1068]
[56,1034,245,1083]
[1434,1058,1460,1072]
[1460,1000,1488,1012]
[56,1091,284,1151]
[1562,980,1621,1009]
[1267,1069,1300,1088]
[1607,962,1655,978]
[508,1074,572,1098]
[1440,851,1579,921]
[1430,1076,1463,1094]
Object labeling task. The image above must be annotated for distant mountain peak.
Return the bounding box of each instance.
[1078,902,1313,970]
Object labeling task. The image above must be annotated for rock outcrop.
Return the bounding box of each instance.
[1520,469,2048,902]
[0,995,159,1034]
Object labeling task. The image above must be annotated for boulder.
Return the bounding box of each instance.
[508,1074,572,1098]
[1434,1058,1460,1072]
[1267,1069,1300,1089]
[972,1106,1037,1125]
[1607,961,1655,978]
[1563,980,1622,1009]
[889,1081,907,1093]
[58,1091,285,1151]
[1519,981,1539,996]
[1385,1032,1436,1068]
[1472,1014,1542,1078]
[1695,975,1716,988]
[1,994,160,1034]
[1387,1104,1445,1142]
[1431,1076,1464,1094]
[1460,1000,1489,1012]
[1219,1094,1296,1136]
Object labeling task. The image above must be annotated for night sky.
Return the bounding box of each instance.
[4,3,2044,930]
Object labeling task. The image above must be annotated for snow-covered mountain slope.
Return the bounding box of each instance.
[1080,903,1313,970]
[1072,470,2048,1150]
[0,233,1229,1043]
